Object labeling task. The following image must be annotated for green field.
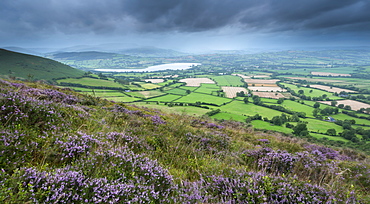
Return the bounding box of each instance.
[211,112,246,122]
[211,75,244,86]
[310,133,349,142]
[137,102,211,116]
[251,120,293,134]
[105,96,141,102]
[302,118,343,133]
[174,92,231,106]
[145,94,182,102]
[221,101,287,119]
[58,77,125,88]
[332,113,370,126]
[281,83,343,100]
[194,83,220,95]
[165,88,189,95]
[281,100,316,117]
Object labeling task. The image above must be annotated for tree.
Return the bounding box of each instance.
[271,116,283,126]
[344,105,352,110]
[293,122,308,136]
[243,97,249,104]
[277,98,284,104]
[313,108,320,118]
[326,129,337,136]
[186,90,191,94]
[331,101,338,107]
[298,90,304,95]
[313,102,320,108]
[338,104,344,109]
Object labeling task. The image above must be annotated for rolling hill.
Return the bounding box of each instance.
[0,49,84,81]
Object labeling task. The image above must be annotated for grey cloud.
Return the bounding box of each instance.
[0,0,369,43]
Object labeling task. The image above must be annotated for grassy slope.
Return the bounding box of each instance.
[0,79,369,203]
[0,49,84,81]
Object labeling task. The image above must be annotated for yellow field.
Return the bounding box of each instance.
[310,85,357,93]
[179,78,215,86]
[222,87,248,98]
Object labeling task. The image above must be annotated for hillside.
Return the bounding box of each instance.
[0,49,84,81]
[0,79,369,203]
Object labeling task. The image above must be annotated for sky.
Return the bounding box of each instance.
[1,0,369,52]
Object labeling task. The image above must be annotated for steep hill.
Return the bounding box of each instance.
[0,79,369,203]
[0,49,84,81]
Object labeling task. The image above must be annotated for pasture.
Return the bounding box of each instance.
[211,112,246,122]
[165,88,189,95]
[57,77,124,88]
[135,102,210,116]
[302,118,343,133]
[174,92,231,106]
[221,101,286,119]
[145,94,182,102]
[251,120,293,134]
[332,113,370,126]
[212,75,244,86]
[195,83,221,95]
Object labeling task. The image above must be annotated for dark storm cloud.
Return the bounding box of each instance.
[0,0,369,44]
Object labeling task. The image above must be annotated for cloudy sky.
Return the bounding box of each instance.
[1,0,369,51]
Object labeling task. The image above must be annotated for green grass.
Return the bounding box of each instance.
[105,96,141,102]
[165,88,188,95]
[180,86,198,91]
[281,100,316,117]
[58,77,125,88]
[0,49,84,81]
[331,113,370,126]
[251,120,293,134]
[135,102,210,116]
[174,92,231,106]
[281,83,343,100]
[145,94,182,102]
[211,75,244,86]
[211,112,246,122]
[194,83,220,95]
[302,118,343,134]
[221,101,286,119]
[310,133,349,142]
[136,82,162,89]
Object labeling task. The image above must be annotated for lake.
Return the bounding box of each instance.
[94,63,201,72]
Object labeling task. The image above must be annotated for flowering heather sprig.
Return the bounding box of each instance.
[9,145,175,203]
[176,170,357,203]
[0,130,39,172]
[54,132,100,160]
[148,115,166,125]
[303,144,347,160]
[0,91,63,130]
[257,139,270,144]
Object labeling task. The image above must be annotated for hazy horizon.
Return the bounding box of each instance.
[1,0,369,52]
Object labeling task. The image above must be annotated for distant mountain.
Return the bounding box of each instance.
[50,51,122,61]
[0,49,85,81]
[2,46,43,56]
[119,46,187,57]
